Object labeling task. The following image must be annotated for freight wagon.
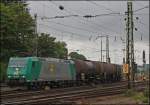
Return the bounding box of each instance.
[7,57,122,89]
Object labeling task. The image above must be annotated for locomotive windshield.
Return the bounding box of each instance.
[8,59,27,67]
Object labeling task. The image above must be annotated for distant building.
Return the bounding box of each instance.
[143,64,149,72]
[137,65,143,73]
[136,64,149,73]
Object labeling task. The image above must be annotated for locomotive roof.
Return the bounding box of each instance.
[39,57,72,63]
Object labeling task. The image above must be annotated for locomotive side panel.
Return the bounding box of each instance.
[38,60,75,81]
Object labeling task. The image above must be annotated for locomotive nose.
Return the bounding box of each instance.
[14,68,19,75]
[8,67,26,79]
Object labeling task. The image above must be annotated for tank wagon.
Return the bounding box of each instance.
[74,60,122,84]
[7,57,122,89]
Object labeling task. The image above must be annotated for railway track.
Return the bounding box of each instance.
[1,80,127,98]
[1,85,92,100]
[1,87,28,96]
[0,83,7,88]
[1,81,148,105]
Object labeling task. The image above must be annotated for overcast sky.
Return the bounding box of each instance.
[26,1,149,65]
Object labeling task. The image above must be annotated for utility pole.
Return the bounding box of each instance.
[101,37,103,62]
[125,1,135,89]
[106,35,110,63]
[97,35,110,63]
[143,50,146,64]
[130,1,135,86]
[34,13,38,57]
[143,50,146,75]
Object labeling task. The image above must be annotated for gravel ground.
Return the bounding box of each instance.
[75,94,146,104]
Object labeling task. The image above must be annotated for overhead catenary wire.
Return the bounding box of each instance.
[38,4,126,42]
[41,19,99,35]
[63,9,123,35]
[39,23,91,39]
[39,22,121,42]
[88,1,126,41]
[41,17,125,39]
[50,1,124,35]
[133,5,149,13]
[44,2,105,35]
[88,1,149,16]
[41,15,79,19]
[88,1,118,13]
[43,1,148,39]
[41,12,121,19]
[87,1,127,20]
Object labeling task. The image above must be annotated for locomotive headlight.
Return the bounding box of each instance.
[22,75,25,78]
[8,76,11,78]
[15,68,19,75]
[16,68,19,70]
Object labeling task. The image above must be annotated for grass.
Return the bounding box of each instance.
[124,87,149,103]
[133,92,148,103]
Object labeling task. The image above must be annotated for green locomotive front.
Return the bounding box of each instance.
[7,57,41,86]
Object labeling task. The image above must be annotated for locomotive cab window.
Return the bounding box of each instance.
[8,59,26,67]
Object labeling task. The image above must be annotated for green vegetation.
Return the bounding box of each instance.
[1,2,35,62]
[37,33,68,58]
[54,41,68,59]
[69,52,86,60]
[124,88,149,103]
[0,62,7,82]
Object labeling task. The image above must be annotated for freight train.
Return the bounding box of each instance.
[7,57,122,89]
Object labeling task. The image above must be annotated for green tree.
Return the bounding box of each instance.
[69,52,86,60]
[54,41,68,59]
[37,33,56,57]
[37,33,68,59]
[0,2,35,62]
